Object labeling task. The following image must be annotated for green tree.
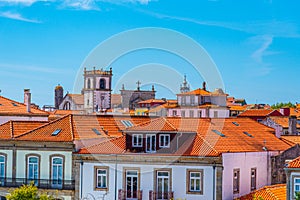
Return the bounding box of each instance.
[6,182,53,200]
[271,102,296,109]
[295,191,300,200]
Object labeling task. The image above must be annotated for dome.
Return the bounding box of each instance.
[55,84,63,90]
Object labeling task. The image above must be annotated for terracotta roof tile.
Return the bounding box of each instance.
[239,109,282,117]
[236,184,286,200]
[177,88,211,96]
[0,121,47,140]
[0,96,49,116]
[280,136,300,145]
[288,156,300,168]
[78,136,126,154]
[269,116,300,128]
[66,94,84,105]
[138,99,166,104]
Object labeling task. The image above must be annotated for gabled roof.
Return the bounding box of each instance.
[13,114,153,143]
[229,105,248,111]
[287,156,300,168]
[138,99,166,104]
[65,94,84,105]
[0,121,47,140]
[236,184,286,200]
[281,136,300,145]
[78,117,291,156]
[239,109,283,117]
[177,88,211,96]
[269,116,300,128]
[0,96,49,116]
[78,136,126,154]
[126,117,178,132]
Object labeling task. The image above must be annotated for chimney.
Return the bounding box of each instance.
[289,115,298,135]
[24,89,31,113]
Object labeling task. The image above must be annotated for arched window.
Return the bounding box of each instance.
[27,155,39,184]
[51,157,63,188]
[0,154,6,185]
[99,79,106,89]
[63,102,71,110]
[87,79,91,89]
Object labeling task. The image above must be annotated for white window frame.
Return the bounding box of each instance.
[96,168,108,189]
[159,134,170,148]
[294,178,300,195]
[189,172,201,192]
[0,155,5,179]
[132,134,143,147]
[146,134,156,153]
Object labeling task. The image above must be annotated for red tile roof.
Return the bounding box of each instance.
[280,136,300,145]
[0,96,49,116]
[138,99,166,104]
[65,94,84,105]
[0,121,47,140]
[78,117,291,156]
[236,184,286,200]
[239,109,282,117]
[288,156,300,168]
[269,116,300,128]
[177,88,211,96]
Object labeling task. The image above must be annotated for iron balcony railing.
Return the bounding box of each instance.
[118,189,143,200]
[0,178,75,190]
[149,190,174,200]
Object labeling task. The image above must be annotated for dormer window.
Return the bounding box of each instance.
[132,134,143,147]
[159,134,170,148]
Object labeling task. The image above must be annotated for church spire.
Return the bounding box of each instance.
[180,74,190,93]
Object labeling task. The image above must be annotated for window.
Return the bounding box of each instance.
[0,154,6,186]
[156,170,171,200]
[132,134,143,147]
[295,178,300,196]
[125,169,140,199]
[189,110,194,118]
[51,129,61,136]
[121,120,134,128]
[146,134,156,152]
[172,110,177,116]
[87,79,91,89]
[186,169,203,194]
[250,168,256,191]
[51,157,63,188]
[27,155,40,185]
[94,167,109,190]
[182,96,186,105]
[181,110,186,118]
[92,128,101,135]
[212,129,226,137]
[99,79,106,89]
[190,96,195,105]
[213,111,218,118]
[198,111,202,118]
[159,134,170,148]
[233,169,240,193]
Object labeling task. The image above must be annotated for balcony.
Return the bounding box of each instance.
[0,178,75,190]
[118,189,143,200]
[149,191,174,200]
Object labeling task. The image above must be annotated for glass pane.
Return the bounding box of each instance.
[296,179,300,183]
[191,179,195,190]
[296,185,300,191]
[196,179,200,191]
[102,176,106,187]
[53,166,58,179]
[0,164,4,178]
[0,156,4,163]
[98,169,106,175]
[53,158,62,164]
[29,157,38,163]
[158,172,169,176]
[127,171,138,176]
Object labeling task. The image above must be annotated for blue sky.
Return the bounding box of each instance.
[0,0,299,106]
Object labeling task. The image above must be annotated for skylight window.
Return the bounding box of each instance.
[121,120,133,127]
[232,122,239,126]
[11,103,18,106]
[243,131,253,138]
[92,128,101,135]
[51,129,61,136]
[212,129,225,137]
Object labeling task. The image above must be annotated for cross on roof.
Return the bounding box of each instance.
[136,80,141,91]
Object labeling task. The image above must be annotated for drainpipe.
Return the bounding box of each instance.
[115,154,118,200]
[213,163,216,200]
[80,160,83,199]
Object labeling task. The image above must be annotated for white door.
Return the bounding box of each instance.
[126,170,138,199]
[146,134,156,152]
[157,171,169,200]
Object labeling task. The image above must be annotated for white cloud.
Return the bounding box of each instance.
[63,0,100,11]
[251,35,273,63]
[0,0,49,6]
[0,11,41,23]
